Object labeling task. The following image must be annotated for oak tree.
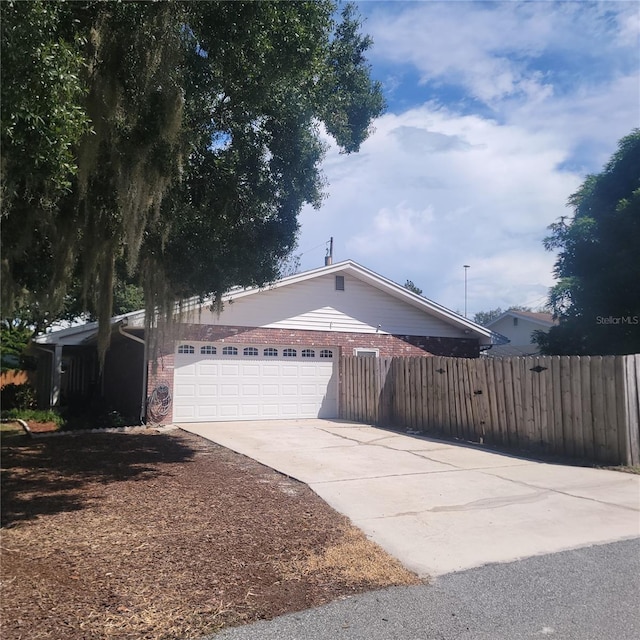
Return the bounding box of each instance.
[1,1,384,361]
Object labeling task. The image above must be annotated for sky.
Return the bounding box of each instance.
[295,0,640,318]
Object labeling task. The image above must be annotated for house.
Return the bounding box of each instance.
[484,309,556,357]
[34,260,507,424]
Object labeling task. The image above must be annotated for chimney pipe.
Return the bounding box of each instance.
[325,237,333,266]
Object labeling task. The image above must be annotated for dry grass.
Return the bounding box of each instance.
[281,526,420,588]
[1,428,421,640]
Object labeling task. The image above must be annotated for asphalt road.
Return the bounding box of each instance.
[208,538,640,640]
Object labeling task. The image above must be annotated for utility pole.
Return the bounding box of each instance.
[325,237,333,266]
[463,265,470,318]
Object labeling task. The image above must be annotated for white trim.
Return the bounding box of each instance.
[354,347,379,357]
[34,260,508,347]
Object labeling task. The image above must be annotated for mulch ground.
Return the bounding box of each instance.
[0,426,420,640]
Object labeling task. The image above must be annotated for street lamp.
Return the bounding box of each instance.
[463,265,470,318]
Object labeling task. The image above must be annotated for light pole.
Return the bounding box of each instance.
[463,265,470,318]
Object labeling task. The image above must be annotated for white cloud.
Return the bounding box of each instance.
[617,5,640,45]
[296,1,639,316]
[347,203,435,256]
[298,104,577,312]
[364,1,556,105]
[364,1,638,115]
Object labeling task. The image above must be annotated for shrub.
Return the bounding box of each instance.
[1,408,65,427]
[0,383,36,410]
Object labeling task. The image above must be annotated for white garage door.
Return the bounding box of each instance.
[173,343,338,422]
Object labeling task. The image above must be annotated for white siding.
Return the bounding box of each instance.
[489,317,546,346]
[186,274,465,337]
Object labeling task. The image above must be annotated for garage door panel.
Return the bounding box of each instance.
[197,405,218,418]
[221,384,239,396]
[262,404,279,416]
[173,343,337,422]
[178,364,197,375]
[199,364,219,375]
[300,384,318,396]
[240,404,259,417]
[221,364,239,375]
[197,385,216,397]
[175,384,196,397]
[174,406,195,419]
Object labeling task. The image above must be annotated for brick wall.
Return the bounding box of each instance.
[146,354,175,425]
[145,324,480,424]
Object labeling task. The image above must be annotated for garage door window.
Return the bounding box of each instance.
[222,346,238,355]
[283,348,297,357]
[264,347,278,357]
[200,345,217,355]
[243,347,259,356]
[178,344,195,354]
[301,349,315,358]
[320,349,333,358]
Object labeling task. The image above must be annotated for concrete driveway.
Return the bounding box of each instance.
[179,419,640,578]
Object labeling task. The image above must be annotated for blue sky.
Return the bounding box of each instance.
[296,0,639,316]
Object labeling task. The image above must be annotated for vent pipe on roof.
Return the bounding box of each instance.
[325,237,333,266]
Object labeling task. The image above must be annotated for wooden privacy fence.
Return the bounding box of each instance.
[0,369,32,388]
[339,354,640,466]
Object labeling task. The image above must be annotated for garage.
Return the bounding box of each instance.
[173,342,338,422]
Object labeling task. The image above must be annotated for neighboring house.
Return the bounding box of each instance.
[484,310,556,357]
[34,260,507,424]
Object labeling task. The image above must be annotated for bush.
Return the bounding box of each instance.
[0,383,36,410]
[1,408,65,427]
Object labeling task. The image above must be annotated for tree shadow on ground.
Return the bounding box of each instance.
[1,431,195,527]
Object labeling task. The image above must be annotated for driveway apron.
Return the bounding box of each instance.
[179,419,640,578]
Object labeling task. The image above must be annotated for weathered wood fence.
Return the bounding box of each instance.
[0,369,32,388]
[339,354,640,466]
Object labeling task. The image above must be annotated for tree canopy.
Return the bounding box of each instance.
[1,1,384,360]
[403,280,423,296]
[473,308,503,326]
[536,129,640,355]
[472,306,534,326]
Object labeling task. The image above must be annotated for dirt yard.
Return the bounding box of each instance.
[0,425,420,640]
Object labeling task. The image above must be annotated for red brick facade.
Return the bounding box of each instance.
[145,324,480,424]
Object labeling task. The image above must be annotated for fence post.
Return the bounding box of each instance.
[590,356,607,463]
[623,354,640,466]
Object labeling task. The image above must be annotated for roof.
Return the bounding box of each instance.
[486,309,556,329]
[36,260,508,347]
